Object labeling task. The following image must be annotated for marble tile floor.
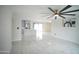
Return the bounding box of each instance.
[10,34,79,54]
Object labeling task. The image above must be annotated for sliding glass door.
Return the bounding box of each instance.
[34,23,43,40]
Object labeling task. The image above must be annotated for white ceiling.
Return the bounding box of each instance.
[8,5,79,22]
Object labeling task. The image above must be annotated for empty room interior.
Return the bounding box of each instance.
[0,5,79,54]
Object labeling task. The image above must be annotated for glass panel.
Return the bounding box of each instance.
[34,23,43,40]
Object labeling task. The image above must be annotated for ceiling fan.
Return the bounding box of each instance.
[43,5,79,19]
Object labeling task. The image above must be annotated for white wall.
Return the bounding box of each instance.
[12,13,22,41]
[0,6,12,53]
[51,18,79,44]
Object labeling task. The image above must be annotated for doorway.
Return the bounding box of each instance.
[34,23,43,40]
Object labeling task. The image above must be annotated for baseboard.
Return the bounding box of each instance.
[0,51,10,54]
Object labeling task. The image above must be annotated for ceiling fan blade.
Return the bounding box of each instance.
[40,13,51,14]
[41,15,51,17]
[59,15,65,19]
[60,13,76,16]
[61,9,79,13]
[59,5,72,12]
[47,15,54,19]
[48,7,55,13]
